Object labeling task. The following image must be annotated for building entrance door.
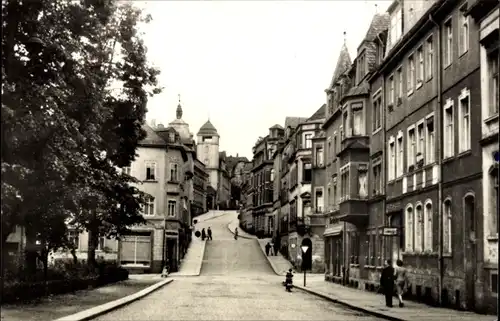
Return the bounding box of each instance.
[390,211,403,265]
[464,195,477,310]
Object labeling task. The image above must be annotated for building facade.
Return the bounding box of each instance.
[193,159,209,217]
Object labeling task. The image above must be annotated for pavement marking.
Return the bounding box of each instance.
[53,279,174,321]
[294,284,404,321]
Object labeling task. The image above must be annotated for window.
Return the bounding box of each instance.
[170,163,179,181]
[426,36,434,80]
[459,6,469,55]
[372,162,382,195]
[443,199,452,254]
[167,200,176,217]
[369,232,377,266]
[372,95,382,131]
[270,169,275,182]
[443,99,454,158]
[390,9,402,46]
[122,166,131,175]
[349,232,360,264]
[396,134,404,177]
[357,167,368,198]
[414,204,423,252]
[417,46,424,86]
[333,135,338,157]
[315,188,324,212]
[352,103,363,135]
[464,194,476,235]
[145,162,156,181]
[97,236,105,251]
[316,146,324,167]
[458,88,471,152]
[303,163,312,183]
[341,167,350,200]
[408,54,415,93]
[487,44,499,116]
[490,165,499,235]
[333,179,338,205]
[304,133,313,149]
[343,112,349,137]
[417,122,425,162]
[424,201,433,251]
[397,67,403,100]
[169,132,175,142]
[425,115,435,164]
[143,196,155,215]
[389,75,395,105]
[407,127,416,168]
[358,54,366,81]
[405,205,414,252]
[388,139,396,181]
[445,19,453,67]
[68,230,80,249]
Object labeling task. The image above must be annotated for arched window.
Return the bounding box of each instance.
[415,204,423,252]
[443,199,453,254]
[464,194,476,238]
[405,205,414,252]
[424,200,433,251]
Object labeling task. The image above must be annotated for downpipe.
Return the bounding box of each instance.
[429,13,444,306]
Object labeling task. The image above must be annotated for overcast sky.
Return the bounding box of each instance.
[138,0,392,159]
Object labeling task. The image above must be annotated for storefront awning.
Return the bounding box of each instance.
[323,224,343,237]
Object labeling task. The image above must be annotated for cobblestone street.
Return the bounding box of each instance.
[94,212,384,320]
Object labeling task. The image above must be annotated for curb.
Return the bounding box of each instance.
[226,221,256,239]
[54,279,174,321]
[197,239,207,276]
[255,239,286,276]
[293,285,404,321]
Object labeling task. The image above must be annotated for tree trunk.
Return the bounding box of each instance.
[87,227,98,269]
[70,248,77,265]
[40,247,49,296]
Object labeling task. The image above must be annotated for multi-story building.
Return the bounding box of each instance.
[218,152,231,209]
[57,102,197,274]
[250,127,282,237]
[226,155,251,209]
[467,0,499,313]
[193,159,209,217]
[239,162,255,232]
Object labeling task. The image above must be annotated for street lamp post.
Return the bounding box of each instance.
[301,245,309,287]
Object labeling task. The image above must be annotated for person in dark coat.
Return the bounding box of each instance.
[380,259,395,307]
[207,227,212,240]
[265,242,271,256]
[201,228,206,241]
[273,237,280,256]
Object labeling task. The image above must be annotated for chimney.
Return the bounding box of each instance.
[236,153,239,157]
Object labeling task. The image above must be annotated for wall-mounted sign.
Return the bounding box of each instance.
[382,227,398,236]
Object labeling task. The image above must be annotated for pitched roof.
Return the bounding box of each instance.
[139,124,167,146]
[284,116,308,129]
[330,43,352,88]
[198,120,218,136]
[363,13,390,43]
[306,104,326,122]
[344,82,370,98]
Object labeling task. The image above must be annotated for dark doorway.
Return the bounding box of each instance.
[166,238,177,272]
[464,194,476,310]
[207,195,213,210]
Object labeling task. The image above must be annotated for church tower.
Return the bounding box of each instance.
[197,120,220,191]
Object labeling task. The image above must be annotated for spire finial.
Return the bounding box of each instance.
[375,3,378,13]
[343,31,347,45]
[176,94,183,119]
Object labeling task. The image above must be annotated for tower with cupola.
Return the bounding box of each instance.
[197,120,220,191]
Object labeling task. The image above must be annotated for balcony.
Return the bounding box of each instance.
[338,197,369,227]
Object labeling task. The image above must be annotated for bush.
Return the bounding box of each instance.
[0,261,128,304]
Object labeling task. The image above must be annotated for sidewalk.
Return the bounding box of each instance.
[170,236,206,276]
[227,219,256,239]
[294,275,496,321]
[256,238,294,276]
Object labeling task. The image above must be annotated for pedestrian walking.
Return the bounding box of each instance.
[201,228,206,241]
[234,227,238,240]
[207,227,212,240]
[394,259,409,307]
[269,240,275,256]
[273,239,280,256]
[380,259,395,307]
[265,242,271,256]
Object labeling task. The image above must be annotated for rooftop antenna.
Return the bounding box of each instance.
[178,93,181,104]
[343,31,347,45]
